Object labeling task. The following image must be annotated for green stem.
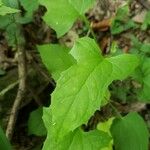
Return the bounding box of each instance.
[109,103,123,119]
[82,15,97,41]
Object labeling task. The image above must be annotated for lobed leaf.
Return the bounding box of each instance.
[49,37,139,141]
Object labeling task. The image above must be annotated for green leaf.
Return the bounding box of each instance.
[69,0,95,15]
[0,126,12,150]
[111,112,149,150]
[39,0,95,37]
[141,11,150,30]
[0,5,19,16]
[38,44,75,80]
[111,4,136,34]
[138,57,150,101]
[48,37,139,141]
[19,0,39,23]
[42,108,111,150]
[28,107,47,136]
[97,118,114,150]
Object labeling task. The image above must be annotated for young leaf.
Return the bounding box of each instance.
[0,5,19,16]
[97,118,114,150]
[137,57,150,101]
[0,126,12,150]
[38,44,75,80]
[42,108,111,150]
[49,37,139,141]
[141,11,150,30]
[19,0,39,23]
[111,4,136,34]
[111,112,149,150]
[28,107,46,136]
[39,0,95,37]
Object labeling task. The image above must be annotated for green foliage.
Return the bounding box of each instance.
[0,0,149,149]
[28,107,46,136]
[0,1,19,16]
[0,0,39,46]
[111,112,149,150]
[0,126,12,150]
[38,44,76,80]
[131,36,150,102]
[19,0,39,23]
[134,57,150,101]
[111,4,136,34]
[141,11,150,30]
[42,108,111,150]
[40,37,139,147]
[39,0,95,37]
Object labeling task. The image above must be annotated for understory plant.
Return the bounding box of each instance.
[0,0,149,150]
[37,1,149,150]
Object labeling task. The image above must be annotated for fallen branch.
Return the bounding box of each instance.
[6,42,26,140]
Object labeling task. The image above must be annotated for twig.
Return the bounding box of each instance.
[109,103,122,119]
[0,80,19,97]
[82,16,97,41]
[27,83,43,106]
[6,41,26,140]
[137,0,150,10]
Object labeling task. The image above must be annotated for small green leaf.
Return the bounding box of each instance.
[111,4,136,34]
[43,108,111,150]
[39,0,95,37]
[0,126,12,150]
[19,0,39,23]
[0,4,19,16]
[38,44,75,80]
[97,118,114,150]
[111,112,149,150]
[49,37,139,141]
[138,57,150,101]
[28,107,47,136]
[141,11,150,30]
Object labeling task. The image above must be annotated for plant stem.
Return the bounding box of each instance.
[109,103,123,119]
[0,80,19,97]
[82,16,97,41]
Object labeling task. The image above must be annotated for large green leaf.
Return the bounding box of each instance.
[42,108,111,150]
[0,125,12,150]
[28,107,46,136]
[48,37,139,141]
[39,0,95,37]
[38,44,75,80]
[111,112,149,150]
